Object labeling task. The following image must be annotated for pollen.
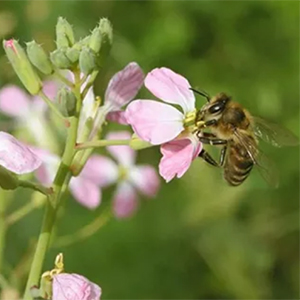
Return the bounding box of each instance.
[183,109,197,127]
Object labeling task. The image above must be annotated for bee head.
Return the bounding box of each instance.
[199,93,231,121]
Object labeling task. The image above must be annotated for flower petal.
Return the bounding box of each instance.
[106,131,136,166]
[0,132,41,174]
[81,155,119,187]
[159,137,202,182]
[129,165,160,197]
[145,67,195,114]
[106,110,128,125]
[113,181,138,218]
[77,88,97,142]
[52,273,101,300]
[42,80,59,100]
[104,62,144,110]
[125,100,184,145]
[70,177,101,210]
[0,85,30,117]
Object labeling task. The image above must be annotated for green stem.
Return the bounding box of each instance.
[54,69,74,88]
[38,91,67,124]
[18,180,53,197]
[76,139,131,150]
[0,190,8,274]
[23,70,82,300]
[23,202,55,300]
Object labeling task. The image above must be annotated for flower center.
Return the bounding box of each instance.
[183,109,197,127]
[118,166,128,181]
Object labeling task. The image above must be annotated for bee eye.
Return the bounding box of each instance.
[208,103,224,114]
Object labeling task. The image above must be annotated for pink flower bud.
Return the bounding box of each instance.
[3,39,42,95]
[52,273,101,300]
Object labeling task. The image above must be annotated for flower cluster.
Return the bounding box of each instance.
[0,16,205,300]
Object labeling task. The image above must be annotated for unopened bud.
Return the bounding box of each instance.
[26,41,53,75]
[66,46,80,63]
[89,27,101,53]
[78,35,91,48]
[97,18,113,67]
[3,39,42,95]
[0,165,19,190]
[50,49,72,69]
[79,47,96,75]
[56,17,75,48]
[56,87,77,117]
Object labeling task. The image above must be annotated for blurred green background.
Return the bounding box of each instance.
[0,1,299,299]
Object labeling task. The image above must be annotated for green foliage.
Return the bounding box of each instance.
[0,1,299,299]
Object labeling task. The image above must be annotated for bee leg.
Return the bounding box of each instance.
[219,146,227,166]
[198,149,219,167]
[202,132,217,138]
[199,137,227,146]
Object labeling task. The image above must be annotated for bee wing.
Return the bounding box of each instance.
[255,151,279,188]
[233,129,279,188]
[252,117,299,148]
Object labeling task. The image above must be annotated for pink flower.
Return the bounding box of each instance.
[52,273,101,300]
[0,131,41,174]
[33,149,105,209]
[125,67,202,182]
[78,62,144,142]
[0,81,59,149]
[96,131,160,218]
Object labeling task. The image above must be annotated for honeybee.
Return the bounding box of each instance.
[191,89,299,187]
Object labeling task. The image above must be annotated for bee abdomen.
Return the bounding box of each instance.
[224,146,254,186]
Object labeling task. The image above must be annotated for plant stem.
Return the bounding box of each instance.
[23,202,55,300]
[18,180,52,197]
[23,70,82,300]
[0,191,8,274]
[76,139,131,150]
[54,69,74,88]
[39,90,67,123]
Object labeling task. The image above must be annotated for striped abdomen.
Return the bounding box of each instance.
[224,142,255,186]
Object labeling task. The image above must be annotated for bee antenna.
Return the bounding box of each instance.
[189,88,210,102]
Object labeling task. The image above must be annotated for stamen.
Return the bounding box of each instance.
[183,110,197,127]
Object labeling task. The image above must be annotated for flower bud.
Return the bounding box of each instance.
[89,27,101,53]
[26,41,53,75]
[50,49,72,69]
[0,165,19,190]
[3,39,42,95]
[79,47,96,75]
[66,46,80,63]
[56,87,77,117]
[78,35,91,48]
[56,17,75,48]
[97,18,113,67]
[52,273,101,300]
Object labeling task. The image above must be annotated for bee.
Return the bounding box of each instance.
[191,89,299,187]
